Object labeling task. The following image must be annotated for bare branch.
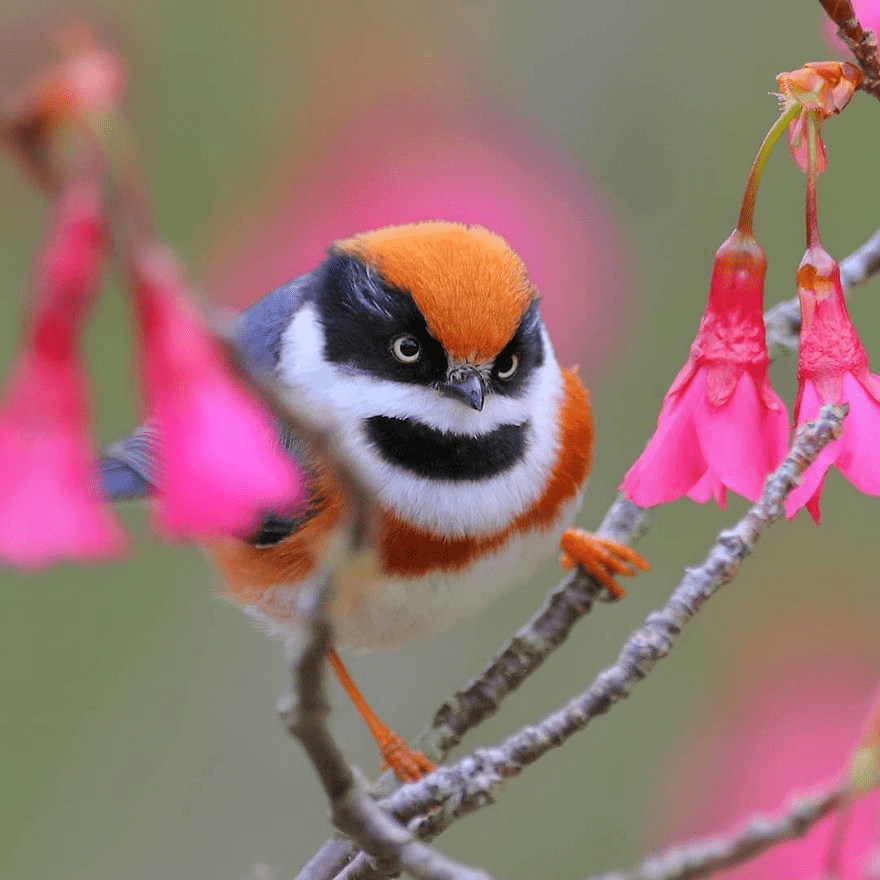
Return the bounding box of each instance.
[333,404,848,880]
[584,782,849,880]
[817,0,880,100]
[295,843,359,880]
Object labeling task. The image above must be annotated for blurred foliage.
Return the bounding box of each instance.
[1,2,879,879]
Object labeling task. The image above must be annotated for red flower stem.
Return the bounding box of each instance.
[805,113,821,249]
[737,103,800,235]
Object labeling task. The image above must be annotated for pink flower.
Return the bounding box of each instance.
[129,243,304,539]
[0,175,125,567]
[785,245,880,521]
[622,230,789,507]
[649,650,880,880]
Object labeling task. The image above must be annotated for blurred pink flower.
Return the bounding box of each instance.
[785,245,880,522]
[129,243,304,539]
[621,230,789,508]
[0,174,125,567]
[203,103,629,374]
[650,643,880,880]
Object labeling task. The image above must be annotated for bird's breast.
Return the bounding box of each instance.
[216,369,593,650]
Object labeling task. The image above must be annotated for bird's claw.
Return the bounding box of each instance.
[378,731,436,782]
[559,529,649,599]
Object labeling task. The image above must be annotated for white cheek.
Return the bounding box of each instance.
[279,307,566,537]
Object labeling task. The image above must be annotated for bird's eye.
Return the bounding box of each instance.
[391,334,421,364]
[496,353,519,380]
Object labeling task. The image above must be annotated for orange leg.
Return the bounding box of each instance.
[325,647,436,782]
[559,529,649,599]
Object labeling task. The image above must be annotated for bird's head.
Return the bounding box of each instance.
[321,221,544,411]
[278,221,567,537]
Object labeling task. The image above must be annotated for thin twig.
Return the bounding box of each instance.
[334,404,848,880]
[418,497,648,760]
[213,321,372,542]
[583,782,850,880]
[817,0,880,100]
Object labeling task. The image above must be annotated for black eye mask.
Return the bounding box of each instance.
[311,251,544,397]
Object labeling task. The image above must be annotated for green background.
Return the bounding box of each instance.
[1,2,879,878]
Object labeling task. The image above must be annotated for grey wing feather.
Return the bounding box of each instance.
[100,424,161,502]
[233,270,317,373]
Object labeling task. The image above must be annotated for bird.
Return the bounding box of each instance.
[100,221,648,780]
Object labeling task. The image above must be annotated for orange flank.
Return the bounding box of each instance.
[209,462,345,602]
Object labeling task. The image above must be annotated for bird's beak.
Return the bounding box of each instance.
[440,366,484,411]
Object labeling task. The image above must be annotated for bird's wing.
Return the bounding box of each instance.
[99,424,160,502]
[98,271,317,545]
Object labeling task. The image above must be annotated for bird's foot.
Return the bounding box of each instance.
[378,730,436,782]
[559,529,649,599]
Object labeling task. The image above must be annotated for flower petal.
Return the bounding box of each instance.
[785,380,839,521]
[686,469,727,507]
[621,372,708,507]
[695,372,790,503]
[131,244,304,539]
[0,354,125,567]
[834,372,880,495]
[153,372,306,539]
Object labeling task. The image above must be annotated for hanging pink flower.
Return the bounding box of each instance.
[622,230,790,507]
[129,243,304,539]
[785,245,880,521]
[0,174,125,567]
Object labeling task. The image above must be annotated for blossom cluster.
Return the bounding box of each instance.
[0,35,302,567]
[622,61,872,522]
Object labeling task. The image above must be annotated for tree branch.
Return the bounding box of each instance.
[584,782,850,880]
[278,568,494,880]
[419,496,648,760]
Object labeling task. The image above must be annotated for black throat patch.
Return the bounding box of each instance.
[365,416,528,481]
